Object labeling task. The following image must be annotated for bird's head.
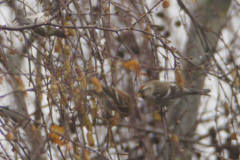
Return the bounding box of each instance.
[138,84,152,99]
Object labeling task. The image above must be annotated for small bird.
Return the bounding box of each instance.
[138,80,211,107]
[17,12,66,37]
[86,86,133,117]
[82,77,133,117]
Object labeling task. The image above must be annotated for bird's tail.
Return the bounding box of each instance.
[189,89,211,95]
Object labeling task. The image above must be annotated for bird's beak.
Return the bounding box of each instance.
[137,93,142,98]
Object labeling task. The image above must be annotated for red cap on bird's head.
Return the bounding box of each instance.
[138,85,145,91]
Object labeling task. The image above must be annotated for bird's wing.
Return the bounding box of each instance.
[112,87,131,106]
[151,82,173,99]
[102,86,130,105]
[102,86,118,104]
[102,86,133,116]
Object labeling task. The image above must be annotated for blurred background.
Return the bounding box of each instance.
[0,0,239,159]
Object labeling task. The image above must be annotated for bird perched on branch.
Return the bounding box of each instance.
[138,80,211,107]
[85,77,133,117]
[100,86,133,117]
[16,11,66,38]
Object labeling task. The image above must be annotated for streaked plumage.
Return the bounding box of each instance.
[138,80,211,107]
[86,86,133,117]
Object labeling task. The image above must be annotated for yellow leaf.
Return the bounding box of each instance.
[153,111,161,122]
[162,0,170,8]
[49,124,65,146]
[123,60,140,71]
[175,67,184,90]
[171,134,179,143]
[89,77,102,93]
[87,132,95,147]
[6,132,14,141]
